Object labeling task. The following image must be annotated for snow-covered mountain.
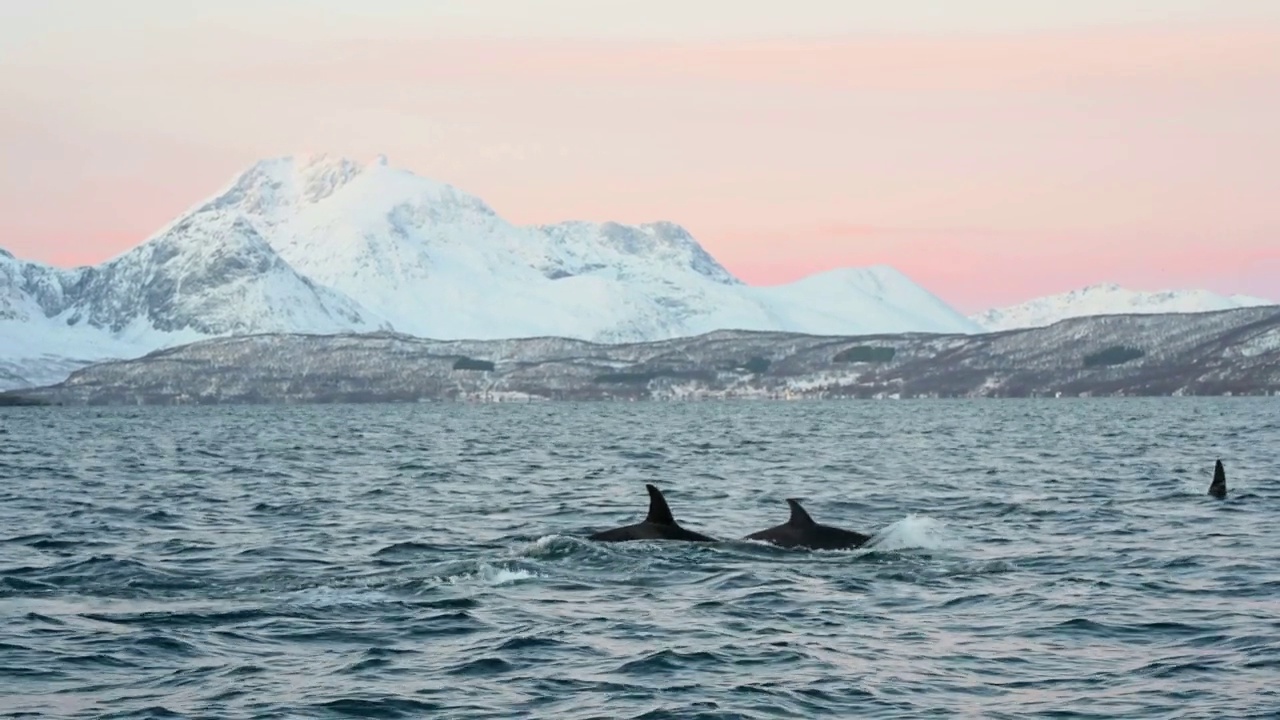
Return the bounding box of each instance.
[971,283,1277,332]
[1,154,984,389]
[195,154,981,342]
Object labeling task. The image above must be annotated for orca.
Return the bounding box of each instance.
[588,484,717,542]
[1208,459,1227,499]
[744,498,871,550]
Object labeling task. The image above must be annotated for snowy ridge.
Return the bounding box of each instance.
[538,220,741,285]
[750,266,974,338]
[970,283,1277,332]
[1,154,984,390]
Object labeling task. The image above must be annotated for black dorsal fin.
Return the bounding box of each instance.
[1208,459,1227,499]
[645,484,676,525]
[785,499,816,528]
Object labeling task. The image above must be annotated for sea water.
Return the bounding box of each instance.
[1,399,1277,718]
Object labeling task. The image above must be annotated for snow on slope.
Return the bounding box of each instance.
[971,283,1278,331]
[536,220,788,341]
[63,212,381,337]
[3,251,179,385]
[0,318,183,390]
[539,220,741,285]
[752,265,982,336]
[0,199,386,390]
[1,249,41,322]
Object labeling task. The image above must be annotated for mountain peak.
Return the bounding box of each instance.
[1079,282,1124,292]
[781,264,912,292]
[294,154,366,203]
[220,153,366,210]
[188,154,498,234]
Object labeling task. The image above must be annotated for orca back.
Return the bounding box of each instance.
[743,498,870,550]
[588,484,717,543]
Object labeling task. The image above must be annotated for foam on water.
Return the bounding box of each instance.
[866,514,953,552]
[441,563,540,587]
[509,533,594,560]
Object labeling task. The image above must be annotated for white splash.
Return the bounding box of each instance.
[442,563,538,587]
[866,514,953,551]
[509,534,589,560]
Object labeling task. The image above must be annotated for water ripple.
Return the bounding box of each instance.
[0,399,1277,718]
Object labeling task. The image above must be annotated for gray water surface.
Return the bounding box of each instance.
[1,399,1277,718]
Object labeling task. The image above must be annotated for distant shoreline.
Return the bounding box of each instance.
[6,304,1278,408]
[5,393,1278,411]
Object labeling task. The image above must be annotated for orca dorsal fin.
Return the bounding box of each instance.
[645,484,677,525]
[1208,459,1227,499]
[785,499,816,528]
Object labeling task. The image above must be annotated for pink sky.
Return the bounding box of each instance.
[1,5,1277,312]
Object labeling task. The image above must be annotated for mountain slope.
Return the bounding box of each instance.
[750,265,978,337]
[971,283,1276,331]
[0,204,385,389]
[64,213,378,336]
[11,306,1277,406]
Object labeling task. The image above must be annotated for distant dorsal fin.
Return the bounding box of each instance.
[645,484,676,525]
[1208,459,1227,499]
[786,499,816,528]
